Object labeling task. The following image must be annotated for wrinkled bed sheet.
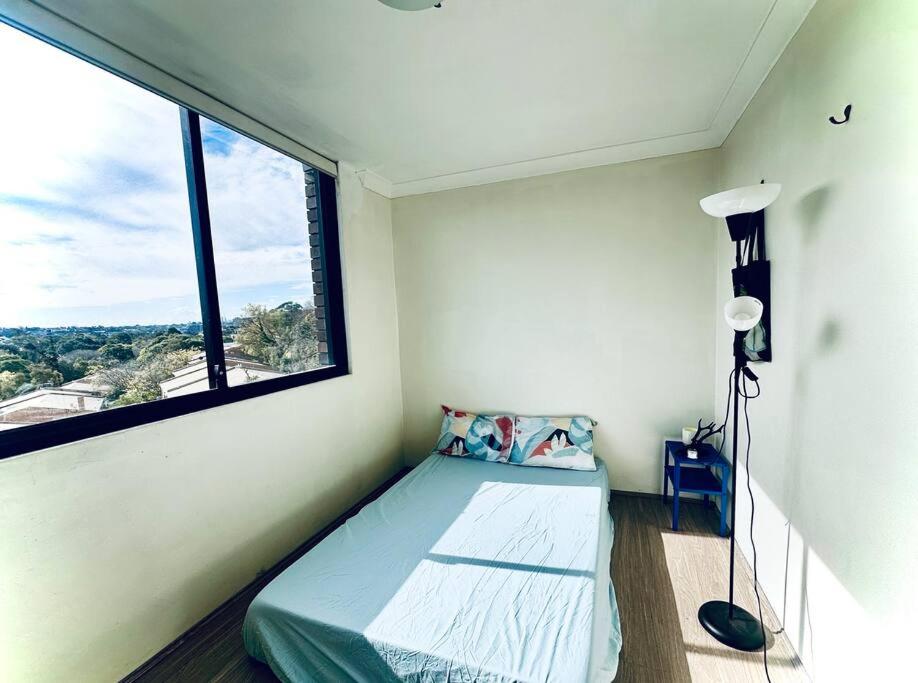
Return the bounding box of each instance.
[243,454,622,682]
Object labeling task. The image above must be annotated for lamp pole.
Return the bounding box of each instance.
[727,332,744,618]
[696,320,766,651]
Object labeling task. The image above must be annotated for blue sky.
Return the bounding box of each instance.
[0,23,313,327]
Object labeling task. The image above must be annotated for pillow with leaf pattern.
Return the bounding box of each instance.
[508,415,597,471]
[432,405,514,463]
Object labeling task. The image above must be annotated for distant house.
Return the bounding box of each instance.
[159,345,283,398]
[0,388,105,430]
[0,374,111,430]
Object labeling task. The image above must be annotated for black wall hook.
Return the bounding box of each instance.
[829,104,852,125]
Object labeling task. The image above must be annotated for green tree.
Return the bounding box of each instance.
[58,334,102,354]
[0,371,27,400]
[17,336,61,371]
[102,349,197,406]
[29,364,63,387]
[235,302,319,373]
[137,333,204,363]
[0,354,29,375]
[99,343,135,363]
[61,349,102,380]
[106,331,133,345]
[57,359,86,383]
[0,342,20,355]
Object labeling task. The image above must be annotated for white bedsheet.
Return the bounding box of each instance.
[243,454,622,682]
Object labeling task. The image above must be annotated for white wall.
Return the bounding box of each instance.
[391,151,720,491]
[716,1,918,679]
[0,166,404,683]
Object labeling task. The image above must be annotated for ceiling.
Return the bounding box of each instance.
[23,0,813,196]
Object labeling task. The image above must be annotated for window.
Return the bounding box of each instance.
[0,23,347,458]
[201,118,331,384]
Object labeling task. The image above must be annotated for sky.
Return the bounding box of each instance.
[0,23,313,328]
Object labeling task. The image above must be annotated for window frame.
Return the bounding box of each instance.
[0,109,348,461]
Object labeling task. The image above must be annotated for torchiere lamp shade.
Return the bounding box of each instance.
[700,184,782,218]
[724,296,764,332]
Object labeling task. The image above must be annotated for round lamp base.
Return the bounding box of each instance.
[698,600,766,652]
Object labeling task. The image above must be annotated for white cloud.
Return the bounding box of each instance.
[202,119,312,297]
[0,23,313,327]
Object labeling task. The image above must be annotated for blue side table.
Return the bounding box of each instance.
[662,440,730,536]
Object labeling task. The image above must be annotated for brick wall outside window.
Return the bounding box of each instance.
[304,167,330,366]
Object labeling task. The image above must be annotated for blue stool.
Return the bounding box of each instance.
[662,439,730,536]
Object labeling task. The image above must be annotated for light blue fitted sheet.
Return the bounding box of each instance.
[243,455,622,682]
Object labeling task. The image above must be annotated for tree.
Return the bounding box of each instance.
[58,334,102,354]
[17,336,61,371]
[235,302,319,373]
[99,343,135,363]
[57,359,87,383]
[106,331,133,345]
[0,354,29,375]
[60,349,103,381]
[137,333,204,363]
[29,364,63,387]
[0,371,27,400]
[100,349,197,406]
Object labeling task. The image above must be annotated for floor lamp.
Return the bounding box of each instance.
[696,183,780,652]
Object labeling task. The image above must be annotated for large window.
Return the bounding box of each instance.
[0,23,347,458]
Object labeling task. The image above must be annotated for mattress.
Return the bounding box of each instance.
[243,454,622,682]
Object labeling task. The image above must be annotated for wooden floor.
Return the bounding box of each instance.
[132,493,807,683]
[611,495,807,683]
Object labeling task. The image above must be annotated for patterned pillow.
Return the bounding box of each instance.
[509,415,597,471]
[433,406,514,463]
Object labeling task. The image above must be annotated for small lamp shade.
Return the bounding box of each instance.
[700,184,781,218]
[724,296,763,331]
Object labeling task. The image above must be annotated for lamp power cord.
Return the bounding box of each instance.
[715,367,771,682]
[739,370,770,683]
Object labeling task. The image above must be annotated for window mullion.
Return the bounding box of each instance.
[179,108,228,391]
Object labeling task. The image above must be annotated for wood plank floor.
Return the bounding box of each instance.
[611,495,807,683]
[132,494,807,683]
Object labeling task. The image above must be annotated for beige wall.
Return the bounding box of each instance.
[715,1,918,678]
[391,151,720,491]
[0,166,404,683]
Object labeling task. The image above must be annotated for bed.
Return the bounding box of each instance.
[243,454,622,682]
